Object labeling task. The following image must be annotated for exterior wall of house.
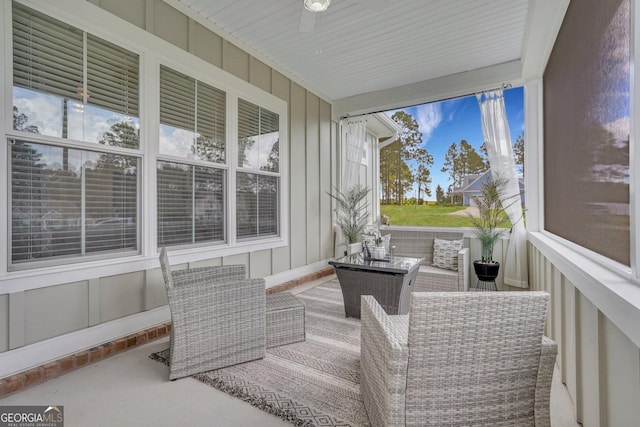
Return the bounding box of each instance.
[333,124,393,256]
[0,0,336,376]
[529,240,640,426]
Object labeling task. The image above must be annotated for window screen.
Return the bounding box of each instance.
[543,0,630,265]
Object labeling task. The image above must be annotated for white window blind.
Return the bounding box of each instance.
[157,161,225,247]
[236,173,279,238]
[12,3,83,102]
[86,34,139,118]
[159,66,226,163]
[12,2,140,146]
[238,99,279,171]
[11,141,138,264]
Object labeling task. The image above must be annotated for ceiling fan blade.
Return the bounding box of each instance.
[299,8,316,32]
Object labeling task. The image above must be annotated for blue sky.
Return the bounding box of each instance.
[384,86,524,200]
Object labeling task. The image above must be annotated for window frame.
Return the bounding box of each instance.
[7,2,144,270]
[235,98,282,241]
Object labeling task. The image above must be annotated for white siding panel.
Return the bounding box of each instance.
[271,71,292,274]
[145,268,168,310]
[100,272,145,323]
[249,57,271,93]
[306,92,320,264]
[319,101,333,259]
[193,21,223,67]
[289,82,307,268]
[223,253,249,270]
[0,295,10,352]
[250,250,272,279]
[153,0,189,50]
[601,317,640,427]
[24,282,89,345]
[529,243,640,426]
[576,293,600,425]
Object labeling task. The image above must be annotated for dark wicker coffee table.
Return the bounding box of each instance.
[329,254,423,318]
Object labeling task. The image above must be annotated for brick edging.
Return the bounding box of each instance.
[266,266,334,294]
[0,267,335,399]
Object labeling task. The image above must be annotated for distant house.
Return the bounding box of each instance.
[452,170,525,207]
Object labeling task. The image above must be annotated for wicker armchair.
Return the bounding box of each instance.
[361,292,557,427]
[159,248,266,380]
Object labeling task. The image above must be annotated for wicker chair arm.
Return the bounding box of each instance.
[457,247,470,291]
[361,295,409,427]
[535,335,558,427]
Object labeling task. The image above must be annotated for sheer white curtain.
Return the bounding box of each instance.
[333,118,368,256]
[342,118,368,190]
[476,89,528,288]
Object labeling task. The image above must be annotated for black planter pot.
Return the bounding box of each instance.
[473,260,500,281]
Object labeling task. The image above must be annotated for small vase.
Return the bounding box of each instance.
[346,242,363,255]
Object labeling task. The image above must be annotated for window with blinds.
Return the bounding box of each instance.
[159,66,226,163]
[12,2,139,146]
[237,99,280,239]
[9,4,141,267]
[157,161,225,247]
[11,141,138,264]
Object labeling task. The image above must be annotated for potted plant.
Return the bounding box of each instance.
[467,174,511,282]
[328,185,370,255]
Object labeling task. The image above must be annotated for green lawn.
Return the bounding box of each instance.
[381,204,515,228]
[380,204,476,227]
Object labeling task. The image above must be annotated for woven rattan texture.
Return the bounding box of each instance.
[159,248,267,380]
[361,292,557,427]
[266,292,306,348]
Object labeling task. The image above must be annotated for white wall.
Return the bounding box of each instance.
[529,237,640,426]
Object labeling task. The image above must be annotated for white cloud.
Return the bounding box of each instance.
[159,125,196,159]
[415,103,442,142]
[14,90,63,137]
[604,116,630,146]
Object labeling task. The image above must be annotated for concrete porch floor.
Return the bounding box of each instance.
[0,276,580,426]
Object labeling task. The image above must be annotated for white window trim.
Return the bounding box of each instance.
[0,0,288,292]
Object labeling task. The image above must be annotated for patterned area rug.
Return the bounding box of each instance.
[150,279,369,427]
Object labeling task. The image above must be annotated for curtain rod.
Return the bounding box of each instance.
[338,83,514,121]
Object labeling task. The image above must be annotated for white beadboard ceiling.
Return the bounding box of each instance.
[175,0,533,103]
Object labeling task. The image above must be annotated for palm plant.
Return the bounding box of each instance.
[328,185,370,244]
[468,174,510,263]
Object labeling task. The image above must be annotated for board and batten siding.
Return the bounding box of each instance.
[529,242,640,426]
[0,0,335,366]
